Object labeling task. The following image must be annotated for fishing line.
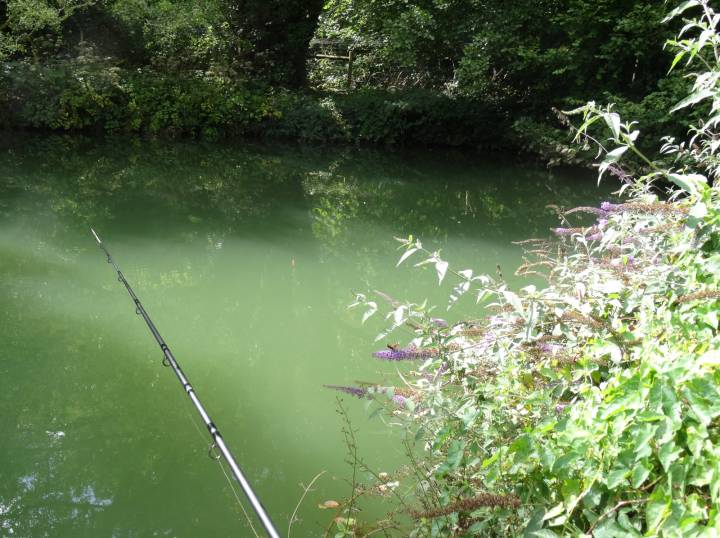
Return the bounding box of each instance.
[184,409,260,538]
[91,228,280,538]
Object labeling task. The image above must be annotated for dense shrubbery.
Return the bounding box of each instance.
[0,62,263,136]
[327,2,720,535]
[311,0,695,159]
[0,62,502,146]
[0,0,701,159]
[263,90,502,147]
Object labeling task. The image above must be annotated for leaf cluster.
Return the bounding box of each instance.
[341,2,720,535]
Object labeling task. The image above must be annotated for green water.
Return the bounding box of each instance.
[0,136,612,537]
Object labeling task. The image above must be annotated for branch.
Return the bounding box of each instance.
[587,498,648,534]
[288,470,326,538]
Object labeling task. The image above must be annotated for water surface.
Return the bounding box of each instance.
[0,136,612,536]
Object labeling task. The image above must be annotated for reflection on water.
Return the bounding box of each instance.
[0,135,613,536]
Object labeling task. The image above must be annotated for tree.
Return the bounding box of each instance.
[223,0,324,88]
[0,0,101,61]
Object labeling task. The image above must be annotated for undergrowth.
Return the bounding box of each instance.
[326,2,720,535]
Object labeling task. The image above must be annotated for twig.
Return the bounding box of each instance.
[587,498,648,534]
[288,470,327,538]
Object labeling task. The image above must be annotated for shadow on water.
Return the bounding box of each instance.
[0,134,614,536]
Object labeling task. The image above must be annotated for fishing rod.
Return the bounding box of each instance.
[91,228,281,538]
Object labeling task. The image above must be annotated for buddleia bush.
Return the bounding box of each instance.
[330,2,720,536]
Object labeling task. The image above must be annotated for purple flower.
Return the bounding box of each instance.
[537,342,560,354]
[606,164,633,184]
[554,227,601,241]
[586,232,603,241]
[555,403,569,414]
[373,348,439,360]
[622,236,641,246]
[392,395,407,406]
[565,206,610,218]
[323,385,369,399]
[430,317,449,328]
[600,201,622,212]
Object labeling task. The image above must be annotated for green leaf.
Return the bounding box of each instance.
[631,461,652,488]
[603,145,629,164]
[687,457,712,488]
[581,487,603,515]
[552,451,580,474]
[702,311,718,330]
[668,49,687,73]
[561,479,581,506]
[599,279,623,294]
[606,467,629,489]
[687,201,709,228]
[435,440,466,476]
[684,378,720,425]
[670,89,714,113]
[646,485,670,532]
[592,517,626,537]
[542,502,564,522]
[509,435,532,460]
[689,202,708,219]
[467,520,490,534]
[532,529,559,537]
[604,112,622,139]
[632,424,657,461]
[667,173,706,196]
[658,442,682,472]
[662,0,700,23]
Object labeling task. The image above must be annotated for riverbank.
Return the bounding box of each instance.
[0,65,501,143]
[3,55,696,168]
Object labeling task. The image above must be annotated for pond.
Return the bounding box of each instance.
[0,136,614,536]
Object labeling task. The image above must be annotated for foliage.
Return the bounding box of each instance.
[0,62,503,144]
[311,0,697,161]
[263,89,503,147]
[222,0,324,87]
[0,58,276,135]
[0,0,100,61]
[107,0,232,71]
[313,0,674,100]
[314,0,480,89]
[333,2,720,535]
[0,0,701,160]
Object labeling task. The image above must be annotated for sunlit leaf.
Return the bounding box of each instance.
[361,301,377,323]
[670,88,714,113]
[397,247,418,266]
[542,503,565,521]
[667,172,706,196]
[435,259,449,284]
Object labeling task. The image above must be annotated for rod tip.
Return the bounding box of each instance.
[90,227,102,244]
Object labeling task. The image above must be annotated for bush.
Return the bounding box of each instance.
[326,2,720,535]
[262,89,504,147]
[0,63,505,147]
